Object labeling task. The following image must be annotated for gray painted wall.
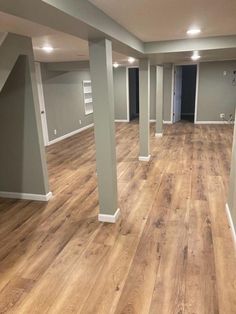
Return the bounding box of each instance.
[197,61,236,121]
[160,61,236,123]
[41,63,173,134]
[41,63,93,141]
[0,55,49,195]
[113,67,128,120]
[41,63,130,141]
[114,66,156,122]
[41,60,236,135]
[113,66,156,122]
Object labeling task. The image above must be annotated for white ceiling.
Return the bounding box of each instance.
[89,0,236,42]
[1,2,236,64]
[0,11,132,64]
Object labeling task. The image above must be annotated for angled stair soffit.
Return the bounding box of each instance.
[0,33,33,94]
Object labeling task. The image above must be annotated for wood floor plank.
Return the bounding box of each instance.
[0,121,235,313]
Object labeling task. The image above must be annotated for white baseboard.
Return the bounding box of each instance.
[115,119,129,122]
[150,120,172,124]
[0,191,52,202]
[139,155,151,162]
[225,203,236,249]
[98,208,120,223]
[195,121,234,125]
[155,133,163,137]
[48,123,94,146]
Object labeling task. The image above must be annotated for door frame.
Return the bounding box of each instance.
[173,65,183,123]
[126,66,134,122]
[34,62,49,146]
[171,62,199,124]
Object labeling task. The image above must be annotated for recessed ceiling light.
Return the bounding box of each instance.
[113,62,119,68]
[42,45,54,53]
[191,51,201,61]
[187,28,201,36]
[128,57,135,64]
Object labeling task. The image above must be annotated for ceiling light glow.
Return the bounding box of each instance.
[187,28,201,35]
[113,62,119,68]
[128,57,135,64]
[191,51,201,61]
[42,45,54,53]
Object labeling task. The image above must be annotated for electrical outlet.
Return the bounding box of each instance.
[79,120,82,125]
[54,129,57,135]
[220,113,225,119]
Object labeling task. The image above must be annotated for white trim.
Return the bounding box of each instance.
[98,208,120,223]
[175,61,199,66]
[48,123,94,145]
[35,62,49,146]
[139,155,151,162]
[195,121,232,124]
[173,65,184,123]
[150,119,172,124]
[0,191,52,201]
[126,67,130,122]
[155,133,163,137]
[225,203,236,249]
[194,63,200,124]
[127,65,139,69]
[115,119,129,122]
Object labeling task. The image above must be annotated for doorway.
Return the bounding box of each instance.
[129,68,139,120]
[35,62,49,146]
[173,65,197,123]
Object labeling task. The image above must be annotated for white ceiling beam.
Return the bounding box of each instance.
[43,0,144,53]
[144,35,236,54]
[0,0,144,57]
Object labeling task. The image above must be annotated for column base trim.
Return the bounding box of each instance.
[139,155,151,162]
[0,191,52,202]
[225,203,236,249]
[98,208,120,223]
[155,133,163,137]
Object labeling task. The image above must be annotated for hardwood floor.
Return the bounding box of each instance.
[0,121,235,313]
